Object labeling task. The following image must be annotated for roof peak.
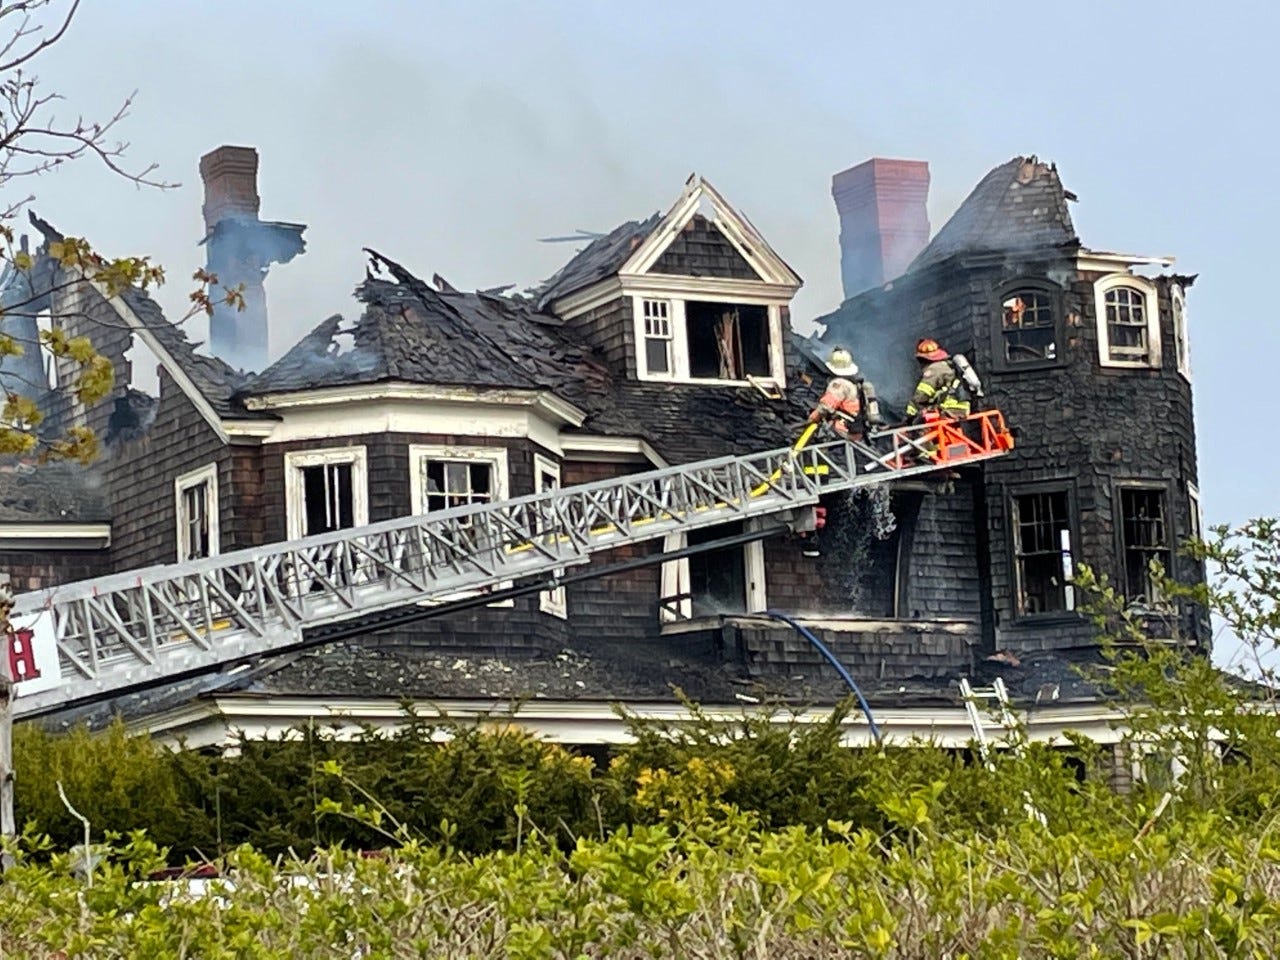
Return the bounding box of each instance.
[906,155,1079,273]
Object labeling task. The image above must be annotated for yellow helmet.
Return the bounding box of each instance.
[827,347,858,377]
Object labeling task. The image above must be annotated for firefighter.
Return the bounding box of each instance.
[904,338,973,422]
[808,347,883,442]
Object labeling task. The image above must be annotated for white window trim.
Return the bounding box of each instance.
[632,294,787,387]
[408,443,513,608]
[1172,284,1192,382]
[659,523,767,623]
[1094,273,1161,370]
[534,453,567,619]
[284,447,369,542]
[174,462,220,561]
[1188,481,1204,544]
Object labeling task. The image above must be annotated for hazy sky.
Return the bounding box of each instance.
[24,0,1280,662]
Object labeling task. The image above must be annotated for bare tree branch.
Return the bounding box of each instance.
[0,0,79,73]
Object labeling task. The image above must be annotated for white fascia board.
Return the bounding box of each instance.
[244,383,585,426]
[618,273,799,303]
[0,523,111,548]
[697,177,803,287]
[222,419,277,439]
[559,434,669,467]
[80,274,230,443]
[620,177,705,276]
[250,398,564,455]
[1077,249,1176,273]
[158,694,1131,749]
[532,391,588,428]
[548,276,624,319]
[619,176,802,289]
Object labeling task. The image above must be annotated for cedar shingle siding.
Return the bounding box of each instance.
[5,159,1202,716]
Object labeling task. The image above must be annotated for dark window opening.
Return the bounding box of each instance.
[181,482,210,560]
[1120,488,1170,605]
[685,301,770,380]
[687,522,747,616]
[1013,490,1074,615]
[302,462,354,536]
[1104,286,1150,363]
[424,459,494,515]
[1001,290,1057,364]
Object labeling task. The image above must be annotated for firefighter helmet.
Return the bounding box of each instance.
[915,338,949,362]
[826,347,858,377]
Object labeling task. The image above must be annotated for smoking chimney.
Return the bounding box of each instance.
[831,158,930,300]
[199,145,305,373]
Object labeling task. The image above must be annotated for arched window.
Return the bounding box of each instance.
[1094,274,1161,368]
[1000,289,1057,365]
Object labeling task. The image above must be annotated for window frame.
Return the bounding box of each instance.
[534,452,567,619]
[1171,283,1192,382]
[632,294,787,386]
[408,443,513,607]
[1006,481,1080,622]
[284,447,369,542]
[1113,480,1175,610]
[1094,274,1162,370]
[174,462,220,562]
[1187,481,1204,545]
[659,521,767,624]
[991,280,1064,373]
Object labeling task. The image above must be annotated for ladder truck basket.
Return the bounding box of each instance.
[870,409,1014,472]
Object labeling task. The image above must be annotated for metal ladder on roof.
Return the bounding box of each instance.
[959,677,1016,764]
[9,412,1014,719]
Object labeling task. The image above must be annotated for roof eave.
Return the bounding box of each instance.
[241,381,588,428]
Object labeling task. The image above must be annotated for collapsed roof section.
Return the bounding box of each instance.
[536,214,662,309]
[0,459,109,524]
[245,249,822,463]
[907,156,1079,273]
[15,174,822,465]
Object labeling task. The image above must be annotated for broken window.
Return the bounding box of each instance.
[687,522,747,616]
[1120,487,1171,606]
[1012,490,1074,615]
[180,483,210,560]
[1104,286,1150,363]
[1001,290,1056,364]
[175,463,219,562]
[685,301,770,380]
[302,462,355,536]
[641,299,673,375]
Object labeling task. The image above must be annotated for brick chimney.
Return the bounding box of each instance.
[200,146,261,226]
[199,145,305,373]
[831,158,931,300]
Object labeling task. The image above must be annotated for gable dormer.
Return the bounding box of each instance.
[540,176,802,388]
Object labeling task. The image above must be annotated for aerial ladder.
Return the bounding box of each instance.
[7,410,1014,719]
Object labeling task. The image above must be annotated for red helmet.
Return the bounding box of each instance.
[915,338,949,362]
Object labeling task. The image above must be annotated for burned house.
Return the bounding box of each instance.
[0,148,1202,749]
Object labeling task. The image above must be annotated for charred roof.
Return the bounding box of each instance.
[0,460,108,523]
[907,156,1079,272]
[535,214,661,309]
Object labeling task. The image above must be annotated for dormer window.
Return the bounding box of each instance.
[634,295,784,385]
